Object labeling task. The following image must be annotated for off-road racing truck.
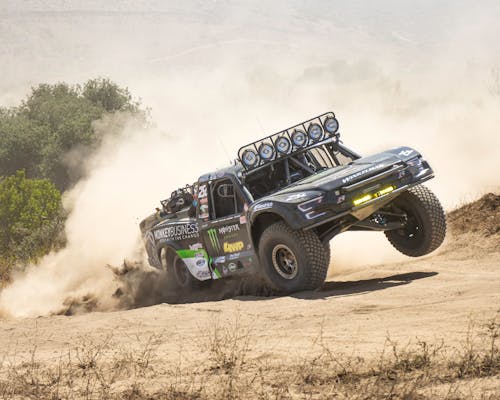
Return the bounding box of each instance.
[140,112,446,293]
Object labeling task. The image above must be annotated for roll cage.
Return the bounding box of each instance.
[241,140,360,200]
[236,112,361,199]
[157,111,364,213]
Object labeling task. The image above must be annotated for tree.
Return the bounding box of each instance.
[0,113,49,179]
[0,78,143,191]
[82,78,140,113]
[0,170,64,268]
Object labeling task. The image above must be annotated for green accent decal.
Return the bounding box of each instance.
[207,228,221,252]
[213,267,222,279]
[176,249,197,259]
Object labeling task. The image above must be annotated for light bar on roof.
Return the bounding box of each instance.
[275,136,292,154]
[258,142,275,161]
[307,123,324,142]
[241,149,259,168]
[237,112,340,171]
[324,117,339,134]
[291,130,307,148]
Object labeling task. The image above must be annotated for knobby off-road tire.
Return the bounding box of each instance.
[385,185,446,257]
[258,222,329,293]
[324,242,331,264]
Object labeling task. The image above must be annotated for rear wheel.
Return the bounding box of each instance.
[385,185,446,257]
[161,249,198,290]
[258,222,329,293]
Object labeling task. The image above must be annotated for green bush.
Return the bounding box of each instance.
[0,170,65,278]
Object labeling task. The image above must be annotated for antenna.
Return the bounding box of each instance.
[256,116,265,134]
[218,137,230,163]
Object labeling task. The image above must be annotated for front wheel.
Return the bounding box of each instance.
[258,222,329,293]
[385,185,446,257]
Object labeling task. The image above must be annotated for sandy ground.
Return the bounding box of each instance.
[0,232,498,370]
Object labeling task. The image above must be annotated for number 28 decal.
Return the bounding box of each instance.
[198,184,208,198]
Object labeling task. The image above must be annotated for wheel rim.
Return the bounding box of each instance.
[271,244,298,280]
[402,215,421,238]
[394,208,424,247]
[173,256,190,287]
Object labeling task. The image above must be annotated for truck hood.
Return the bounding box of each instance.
[271,146,420,196]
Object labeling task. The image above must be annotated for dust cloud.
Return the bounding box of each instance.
[0,1,499,316]
[0,116,180,316]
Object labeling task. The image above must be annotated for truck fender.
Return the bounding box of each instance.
[248,210,290,250]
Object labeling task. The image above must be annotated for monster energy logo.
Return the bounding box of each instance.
[207,228,221,252]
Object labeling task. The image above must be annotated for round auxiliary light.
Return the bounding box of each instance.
[323,117,339,134]
[241,149,259,168]
[258,142,275,161]
[275,136,292,154]
[308,123,324,142]
[291,130,308,148]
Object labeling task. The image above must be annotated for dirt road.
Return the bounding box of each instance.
[1,234,498,365]
[0,195,498,399]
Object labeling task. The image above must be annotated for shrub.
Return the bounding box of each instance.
[0,170,64,275]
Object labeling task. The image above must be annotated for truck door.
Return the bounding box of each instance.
[198,178,255,279]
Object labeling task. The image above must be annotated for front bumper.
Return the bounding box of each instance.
[300,162,434,230]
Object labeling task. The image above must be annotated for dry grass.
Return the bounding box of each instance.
[0,316,498,400]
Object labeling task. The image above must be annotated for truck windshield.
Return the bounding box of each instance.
[243,143,354,199]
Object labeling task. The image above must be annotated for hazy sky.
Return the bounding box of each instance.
[1,1,499,105]
[0,1,498,203]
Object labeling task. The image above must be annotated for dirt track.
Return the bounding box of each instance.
[0,195,498,400]
[1,234,498,370]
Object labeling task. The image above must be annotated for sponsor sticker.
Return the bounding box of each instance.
[196,258,206,268]
[399,149,414,157]
[176,248,211,281]
[213,256,226,264]
[228,262,237,272]
[196,270,211,279]
[341,163,385,184]
[224,241,244,253]
[154,223,199,241]
[199,203,210,220]
[207,228,221,252]
[253,202,273,211]
[285,192,308,201]
[189,242,203,250]
[218,224,240,235]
